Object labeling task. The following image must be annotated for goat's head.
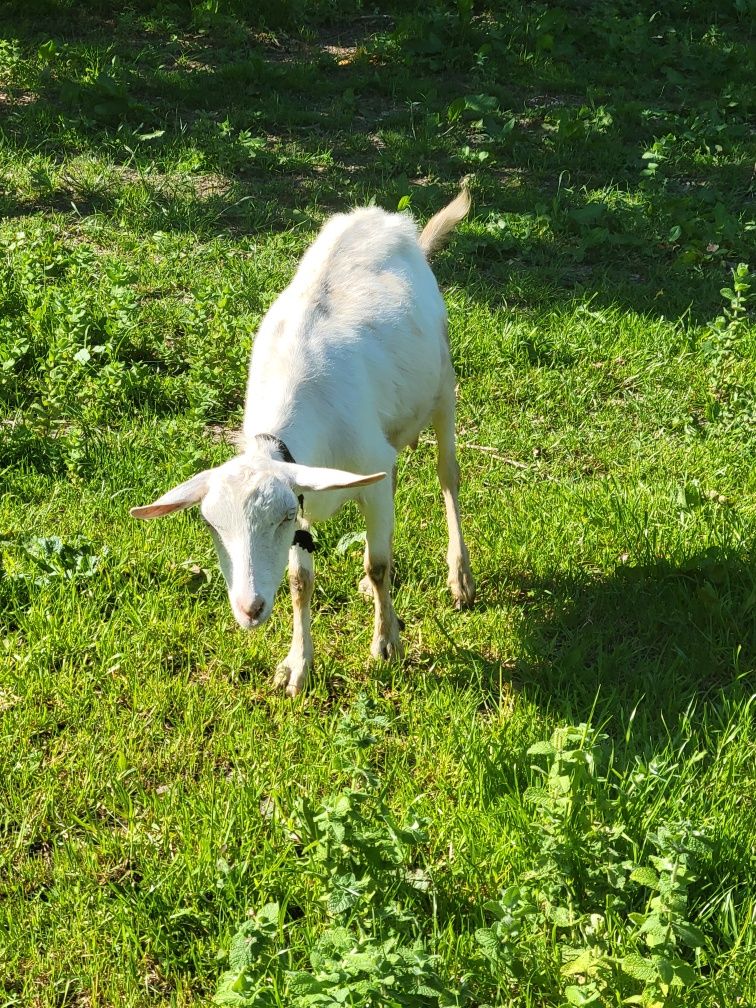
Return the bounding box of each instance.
[130,457,385,629]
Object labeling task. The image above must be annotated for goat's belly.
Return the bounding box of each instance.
[386,410,432,451]
[382,364,443,451]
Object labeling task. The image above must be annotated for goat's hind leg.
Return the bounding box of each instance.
[433,382,475,609]
[273,534,314,697]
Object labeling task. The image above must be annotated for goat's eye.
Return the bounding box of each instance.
[280,510,296,527]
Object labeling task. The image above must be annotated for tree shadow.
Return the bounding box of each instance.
[438,547,754,756]
[1,2,752,323]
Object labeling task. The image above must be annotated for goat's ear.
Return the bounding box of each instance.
[286,464,386,494]
[130,471,211,519]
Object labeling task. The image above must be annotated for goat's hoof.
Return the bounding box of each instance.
[358,574,374,599]
[370,632,404,662]
[449,565,476,610]
[273,658,310,698]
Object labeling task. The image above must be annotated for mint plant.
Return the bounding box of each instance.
[215,912,462,1008]
[700,264,755,439]
[216,711,713,1008]
[480,728,710,1008]
[703,263,752,364]
[620,824,708,1007]
[214,698,465,1007]
[524,723,633,920]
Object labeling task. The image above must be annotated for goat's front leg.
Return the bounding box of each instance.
[361,480,403,661]
[273,535,314,697]
[358,464,397,600]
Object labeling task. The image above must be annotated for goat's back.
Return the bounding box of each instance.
[244,206,451,465]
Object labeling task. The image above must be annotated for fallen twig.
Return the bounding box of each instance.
[461,443,530,469]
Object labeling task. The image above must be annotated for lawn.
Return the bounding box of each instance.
[0,1,754,1005]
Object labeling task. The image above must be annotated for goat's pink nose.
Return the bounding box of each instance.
[241,597,265,622]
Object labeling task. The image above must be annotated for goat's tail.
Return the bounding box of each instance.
[418,183,471,256]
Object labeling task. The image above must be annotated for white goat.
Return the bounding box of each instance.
[131,187,475,695]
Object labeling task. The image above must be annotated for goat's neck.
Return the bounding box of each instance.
[243,413,325,468]
[247,428,332,471]
[251,432,297,465]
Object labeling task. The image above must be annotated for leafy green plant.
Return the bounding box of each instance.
[548,105,614,143]
[473,727,713,1008]
[214,903,281,1007]
[1,535,106,586]
[524,723,634,922]
[699,264,755,439]
[214,698,464,1007]
[473,885,539,982]
[641,135,675,180]
[215,914,459,1008]
[619,824,708,1007]
[215,710,719,1008]
[291,699,430,922]
[703,263,752,362]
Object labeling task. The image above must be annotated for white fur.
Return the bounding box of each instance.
[131,192,475,695]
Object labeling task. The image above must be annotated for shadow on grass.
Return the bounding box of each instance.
[439,548,754,748]
[1,2,753,322]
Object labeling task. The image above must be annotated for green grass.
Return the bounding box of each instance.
[1,1,754,1005]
